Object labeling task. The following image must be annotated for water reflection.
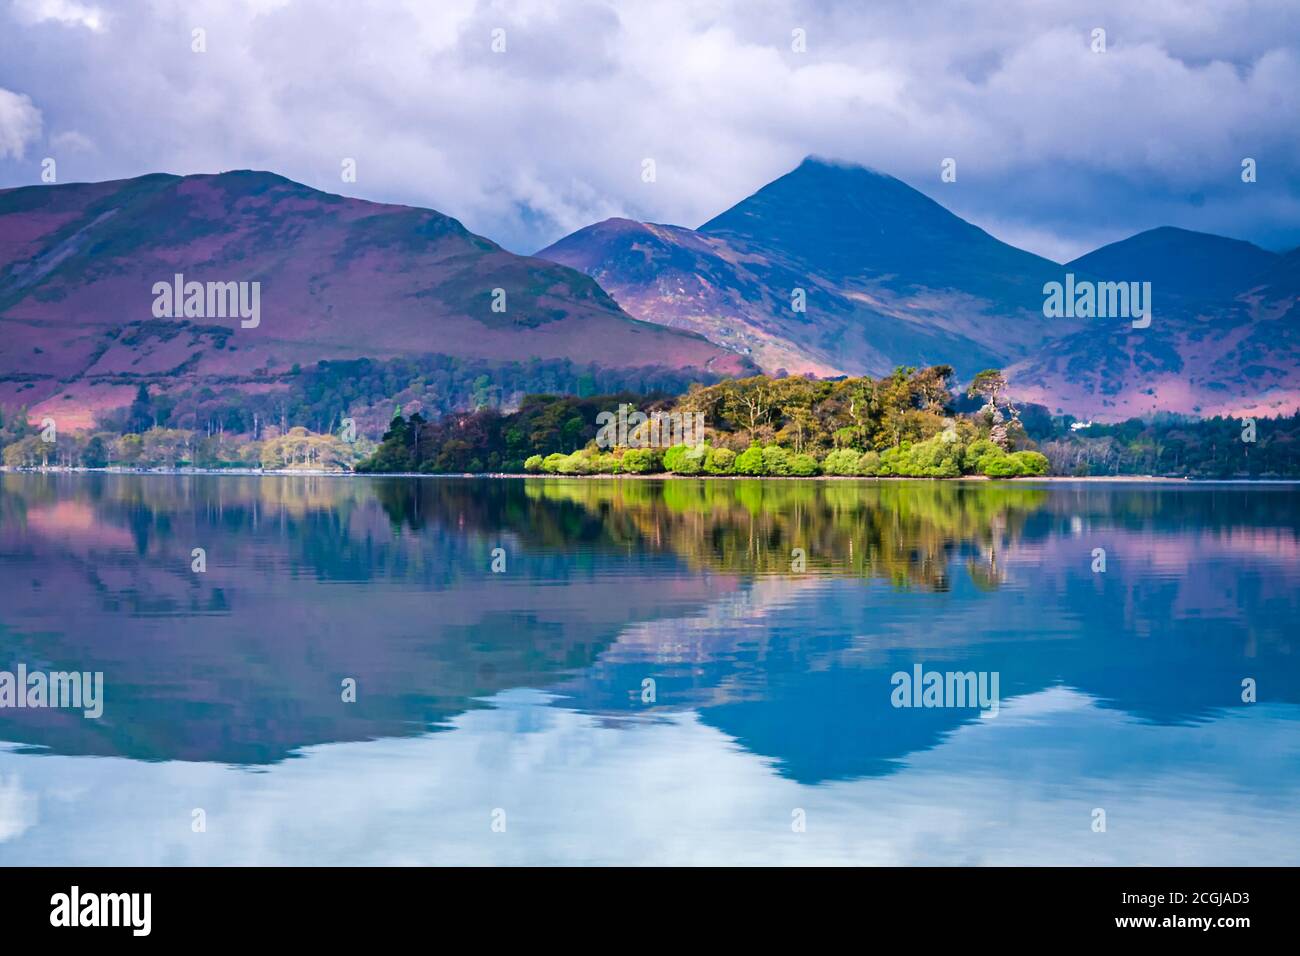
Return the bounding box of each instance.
[1,474,1297,863]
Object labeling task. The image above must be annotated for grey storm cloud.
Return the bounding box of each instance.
[1,0,1298,260]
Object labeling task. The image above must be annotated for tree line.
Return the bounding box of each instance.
[6,362,1294,478]
[358,367,1051,478]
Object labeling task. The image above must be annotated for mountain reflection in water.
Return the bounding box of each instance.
[1,474,1296,865]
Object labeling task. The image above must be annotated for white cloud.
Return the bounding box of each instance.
[49,129,95,153]
[0,88,42,160]
[0,0,1296,255]
[11,0,105,32]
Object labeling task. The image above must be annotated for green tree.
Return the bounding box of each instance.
[704,447,736,474]
[761,445,792,475]
[620,448,662,473]
[733,444,767,476]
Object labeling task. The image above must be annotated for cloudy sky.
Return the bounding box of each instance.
[1,0,1298,260]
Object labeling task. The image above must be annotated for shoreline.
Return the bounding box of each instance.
[3,466,1298,484]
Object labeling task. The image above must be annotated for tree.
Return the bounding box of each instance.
[704,447,736,474]
[761,445,793,475]
[357,412,416,472]
[822,448,863,476]
[789,453,820,476]
[967,369,1018,449]
[3,435,43,468]
[128,384,153,433]
[967,369,1008,408]
[0,405,32,449]
[733,445,767,476]
[620,448,662,473]
[721,377,776,441]
[82,434,110,468]
[913,365,955,414]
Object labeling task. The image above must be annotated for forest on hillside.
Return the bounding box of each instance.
[0,354,708,472]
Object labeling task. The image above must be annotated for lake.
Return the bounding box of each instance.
[1,473,1297,865]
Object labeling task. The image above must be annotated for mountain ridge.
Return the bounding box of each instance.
[1066,226,1278,302]
[540,156,1070,379]
[541,157,1299,420]
[4,160,1295,429]
[0,170,753,429]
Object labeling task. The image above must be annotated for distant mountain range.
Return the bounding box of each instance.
[1,159,1295,428]
[1009,230,1297,419]
[541,158,1298,421]
[0,172,751,429]
[540,158,1068,379]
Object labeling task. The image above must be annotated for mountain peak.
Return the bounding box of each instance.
[697,156,1056,298]
[1068,226,1277,301]
[791,154,893,179]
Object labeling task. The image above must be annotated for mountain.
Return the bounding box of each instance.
[1008,230,1298,420]
[542,159,1299,421]
[1246,245,1300,303]
[539,157,1068,378]
[5,165,1294,430]
[1067,226,1278,302]
[536,216,845,375]
[0,172,752,429]
[697,158,1057,299]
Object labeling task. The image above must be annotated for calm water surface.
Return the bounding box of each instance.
[1,474,1297,865]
